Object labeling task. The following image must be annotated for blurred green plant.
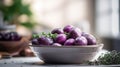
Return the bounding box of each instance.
[0,0,35,29]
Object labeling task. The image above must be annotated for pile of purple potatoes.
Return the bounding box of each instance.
[31,25,96,46]
[0,32,22,41]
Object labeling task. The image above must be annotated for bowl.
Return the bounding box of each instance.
[0,38,28,56]
[30,44,103,64]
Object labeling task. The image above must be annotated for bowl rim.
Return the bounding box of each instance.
[29,43,103,48]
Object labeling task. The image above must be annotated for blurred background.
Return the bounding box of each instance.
[0,0,119,53]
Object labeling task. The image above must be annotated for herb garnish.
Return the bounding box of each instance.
[88,50,120,65]
[32,32,57,39]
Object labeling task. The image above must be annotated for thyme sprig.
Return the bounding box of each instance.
[32,32,57,39]
[98,50,120,65]
[88,50,120,65]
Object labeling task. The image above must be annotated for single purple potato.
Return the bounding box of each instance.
[51,28,64,34]
[69,28,82,39]
[55,34,67,44]
[75,36,87,46]
[63,25,74,33]
[38,36,53,45]
[64,38,75,46]
[82,32,96,45]
[31,38,39,45]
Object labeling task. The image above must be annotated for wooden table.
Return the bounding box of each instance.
[0,57,120,67]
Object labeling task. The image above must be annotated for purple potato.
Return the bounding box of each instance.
[81,32,89,36]
[9,32,18,37]
[69,28,82,39]
[51,28,64,34]
[55,34,67,44]
[38,36,53,45]
[32,38,39,45]
[75,36,87,46]
[0,32,4,41]
[11,35,22,41]
[82,32,96,45]
[64,38,75,46]
[63,25,74,33]
[3,33,11,41]
[9,32,21,41]
[0,34,2,40]
[0,32,22,41]
[14,36,22,41]
[52,43,62,46]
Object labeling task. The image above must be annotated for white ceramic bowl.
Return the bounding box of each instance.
[30,44,103,64]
